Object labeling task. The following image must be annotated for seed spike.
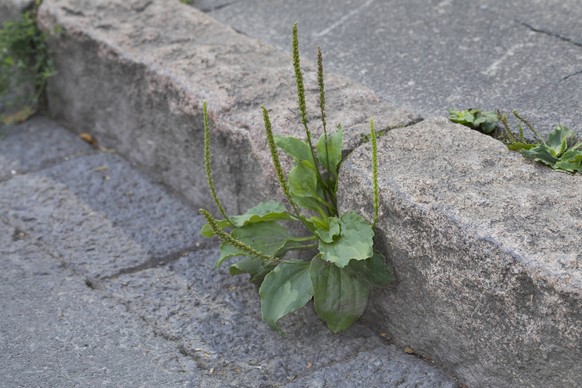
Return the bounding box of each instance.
[203,101,232,225]
[370,118,379,228]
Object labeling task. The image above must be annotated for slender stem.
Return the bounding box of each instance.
[200,209,275,261]
[289,235,319,242]
[497,110,516,143]
[513,110,544,144]
[203,101,233,225]
[370,118,379,228]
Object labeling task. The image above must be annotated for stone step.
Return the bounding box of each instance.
[33,0,582,386]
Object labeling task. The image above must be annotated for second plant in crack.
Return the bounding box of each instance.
[200,24,394,333]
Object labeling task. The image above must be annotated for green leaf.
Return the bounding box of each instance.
[507,142,535,151]
[521,145,559,167]
[229,201,293,227]
[274,135,314,164]
[314,217,341,243]
[288,160,324,213]
[318,212,374,268]
[200,201,293,237]
[545,125,575,157]
[259,260,313,332]
[449,109,475,126]
[310,255,370,333]
[215,221,292,268]
[316,125,343,175]
[201,220,229,237]
[229,256,277,285]
[473,111,498,133]
[554,145,582,172]
[348,250,395,287]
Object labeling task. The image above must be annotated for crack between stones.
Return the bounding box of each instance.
[101,240,215,281]
[283,341,382,385]
[518,21,582,48]
[199,2,236,13]
[344,116,424,160]
[562,70,582,81]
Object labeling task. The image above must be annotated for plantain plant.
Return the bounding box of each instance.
[199,24,394,334]
[0,0,55,127]
[449,108,581,173]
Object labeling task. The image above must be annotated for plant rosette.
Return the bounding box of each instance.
[449,108,581,174]
[199,25,395,333]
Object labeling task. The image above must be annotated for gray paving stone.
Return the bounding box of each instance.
[104,248,458,387]
[0,174,150,278]
[0,116,94,182]
[41,152,206,257]
[203,0,582,138]
[0,220,196,387]
[286,347,456,388]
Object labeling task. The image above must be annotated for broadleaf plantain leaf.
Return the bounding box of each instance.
[310,255,370,333]
[259,260,313,332]
[318,212,374,268]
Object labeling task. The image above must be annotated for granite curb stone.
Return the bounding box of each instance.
[37,0,417,214]
[338,118,582,387]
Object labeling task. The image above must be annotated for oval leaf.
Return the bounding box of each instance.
[316,125,343,175]
[259,260,313,332]
[348,250,395,287]
[274,135,314,164]
[215,221,292,268]
[318,212,374,268]
[310,256,370,333]
[229,200,293,227]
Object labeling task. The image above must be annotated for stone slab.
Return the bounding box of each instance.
[0,116,94,182]
[286,347,456,388]
[41,152,206,258]
[0,220,197,386]
[37,0,417,215]
[338,118,582,387]
[104,248,458,387]
[203,0,582,138]
[0,173,151,278]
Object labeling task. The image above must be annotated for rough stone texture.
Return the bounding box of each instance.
[0,143,206,279]
[287,347,456,388]
[0,220,195,387]
[37,0,417,214]
[338,119,582,388]
[0,116,94,181]
[202,0,582,139]
[41,152,206,257]
[104,248,457,387]
[0,174,152,278]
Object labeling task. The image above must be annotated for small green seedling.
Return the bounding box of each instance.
[199,24,394,333]
[0,0,55,126]
[449,108,498,134]
[450,108,581,173]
